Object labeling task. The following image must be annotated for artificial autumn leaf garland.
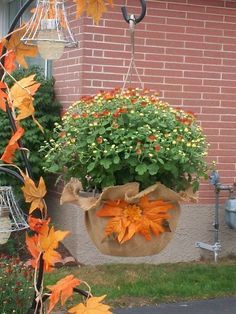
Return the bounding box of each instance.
[0,2,114,312]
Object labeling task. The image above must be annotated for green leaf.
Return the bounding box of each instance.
[128,157,137,166]
[100,159,112,170]
[148,164,159,175]
[87,162,96,172]
[113,156,120,164]
[158,158,164,165]
[48,164,60,172]
[124,152,130,159]
[135,164,147,175]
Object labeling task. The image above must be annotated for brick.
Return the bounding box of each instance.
[168,3,205,12]
[204,65,236,73]
[183,99,220,107]
[186,27,223,36]
[166,62,202,71]
[164,91,202,99]
[184,71,220,79]
[167,17,204,27]
[145,39,184,48]
[185,56,222,65]
[166,33,204,42]
[226,1,236,8]
[188,0,225,7]
[184,85,219,93]
[221,101,236,107]
[187,12,224,22]
[146,24,185,33]
[150,8,186,18]
[144,69,183,77]
[206,6,236,15]
[185,41,222,51]
[166,47,203,56]
[165,77,202,85]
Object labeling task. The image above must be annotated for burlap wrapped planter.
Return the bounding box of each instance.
[61,179,182,257]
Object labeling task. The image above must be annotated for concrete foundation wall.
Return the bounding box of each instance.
[47,194,236,265]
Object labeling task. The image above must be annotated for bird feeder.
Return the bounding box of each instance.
[21,0,77,60]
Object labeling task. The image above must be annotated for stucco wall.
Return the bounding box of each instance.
[47,193,236,265]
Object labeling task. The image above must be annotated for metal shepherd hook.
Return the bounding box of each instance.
[121,0,147,24]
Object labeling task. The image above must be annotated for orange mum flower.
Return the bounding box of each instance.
[148,134,156,141]
[96,196,174,244]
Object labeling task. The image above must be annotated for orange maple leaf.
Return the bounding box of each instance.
[0,81,7,111]
[40,226,69,271]
[21,174,47,214]
[47,275,81,313]
[26,226,69,272]
[97,196,173,243]
[6,27,38,68]
[26,233,40,268]
[9,74,43,131]
[4,51,16,74]
[0,39,4,55]
[0,126,24,163]
[68,295,112,314]
[28,215,50,234]
[73,0,113,23]
[73,0,87,18]
[9,74,40,108]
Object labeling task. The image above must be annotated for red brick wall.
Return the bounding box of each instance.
[53,0,236,203]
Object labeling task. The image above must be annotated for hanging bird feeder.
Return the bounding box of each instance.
[0,186,29,245]
[21,0,77,60]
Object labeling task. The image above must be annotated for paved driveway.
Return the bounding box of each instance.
[114,297,236,314]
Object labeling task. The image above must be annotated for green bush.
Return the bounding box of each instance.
[0,254,34,313]
[0,65,61,186]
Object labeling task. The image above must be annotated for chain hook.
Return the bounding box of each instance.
[121,0,146,25]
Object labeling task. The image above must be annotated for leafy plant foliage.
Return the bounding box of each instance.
[0,65,61,186]
[43,88,208,192]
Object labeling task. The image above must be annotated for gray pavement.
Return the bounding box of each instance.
[114,297,236,314]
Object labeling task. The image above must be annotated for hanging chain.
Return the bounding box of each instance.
[122,14,144,92]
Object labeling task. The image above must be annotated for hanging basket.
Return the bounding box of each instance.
[60,179,182,257]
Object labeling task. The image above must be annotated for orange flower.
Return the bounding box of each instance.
[148,134,156,141]
[140,101,147,107]
[113,108,127,118]
[72,113,80,119]
[96,196,173,244]
[93,113,100,118]
[136,148,142,155]
[97,136,103,144]
[103,92,114,100]
[155,145,161,152]
[82,112,88,118]
[101,110,110,116]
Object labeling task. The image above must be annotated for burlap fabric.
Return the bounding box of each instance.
[60,179,183,257]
